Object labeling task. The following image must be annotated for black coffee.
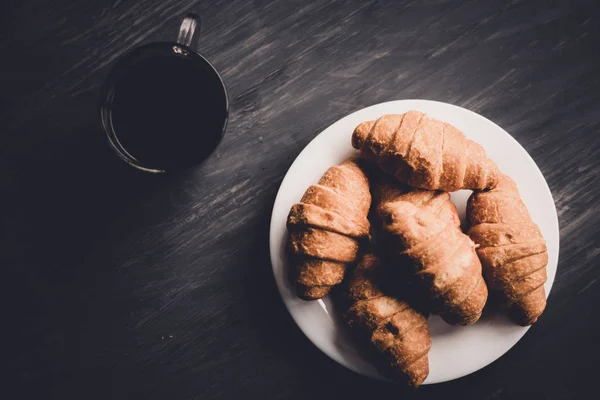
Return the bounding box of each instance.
[107,53,227,171]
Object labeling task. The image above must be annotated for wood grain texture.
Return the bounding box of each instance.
[1,0,599,399]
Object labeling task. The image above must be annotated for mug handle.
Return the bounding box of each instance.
[177,14,201,49]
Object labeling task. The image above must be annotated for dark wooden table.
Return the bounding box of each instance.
[2,1,599,399]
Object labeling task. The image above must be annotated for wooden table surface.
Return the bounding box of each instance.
[2,1,599,399]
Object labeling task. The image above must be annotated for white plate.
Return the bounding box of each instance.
[269,99,559,384]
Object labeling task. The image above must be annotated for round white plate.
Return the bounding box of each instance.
[269,99,559,384]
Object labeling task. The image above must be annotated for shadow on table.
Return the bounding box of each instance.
[1,92,204,398]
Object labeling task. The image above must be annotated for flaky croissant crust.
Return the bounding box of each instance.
[352,111,499,191]
[287,158,371,299]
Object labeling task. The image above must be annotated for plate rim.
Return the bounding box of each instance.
[269,99,560,384]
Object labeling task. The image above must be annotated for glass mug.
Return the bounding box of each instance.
[100,14,228,173]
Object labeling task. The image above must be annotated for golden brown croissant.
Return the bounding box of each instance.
[375,181,487,325]
[467,174,547,325]
[287,158,371,299]
[370,174,461,231]
[352,111,499,191]
[346,253,431,386]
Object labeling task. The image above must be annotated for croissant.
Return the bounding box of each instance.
[370,173,461,231]
[352,111,499,191]
[346,253,431,386]
[286,158,371,299]
[467,174,547,325]
[376,182,487,325]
